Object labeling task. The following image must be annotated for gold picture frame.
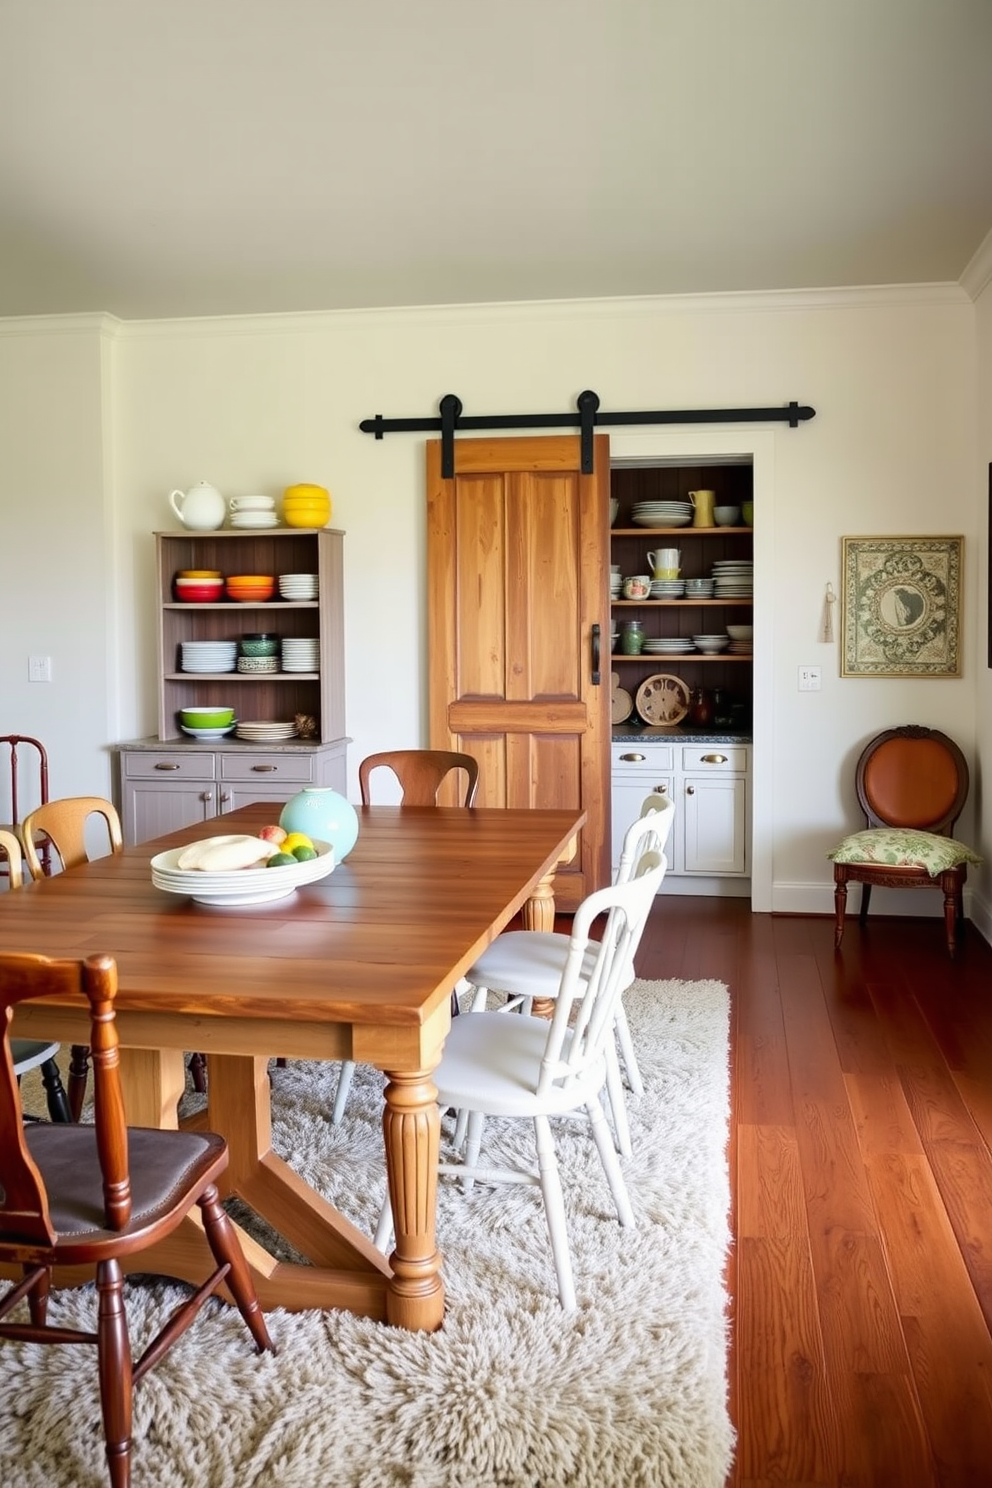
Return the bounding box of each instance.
[840,535,963,678]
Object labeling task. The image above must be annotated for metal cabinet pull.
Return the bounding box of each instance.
[154,762,180,771]
[655,784,668,793]
[251,764,277,773]
[220,792,231,804]
[700,754,728,765]
[199,791,212,803]
[686,785,695,795]
[620,752,646,762]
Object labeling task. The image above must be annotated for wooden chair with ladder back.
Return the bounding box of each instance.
[0,734,51,880]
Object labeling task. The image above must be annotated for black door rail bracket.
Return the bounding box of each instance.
[360,391,816,478]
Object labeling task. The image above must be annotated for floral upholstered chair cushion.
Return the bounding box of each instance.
[828,829,982,877]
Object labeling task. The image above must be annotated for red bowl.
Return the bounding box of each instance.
[175,582,224,603]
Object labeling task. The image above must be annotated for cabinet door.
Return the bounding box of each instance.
[682,774,747,875]
[611,775,677,877]
[122,778,215,846]
[427,434,611,909]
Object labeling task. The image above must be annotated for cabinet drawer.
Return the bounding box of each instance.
[122,751,216,781]
[219,752,315,784]
[681,746,748,772]
[612,743,676,772]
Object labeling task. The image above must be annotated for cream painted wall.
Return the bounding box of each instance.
[0,286,982,918]
[971,276,992,942]
[0,317,115,812]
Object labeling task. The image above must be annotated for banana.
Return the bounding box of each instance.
[177,835,280,872]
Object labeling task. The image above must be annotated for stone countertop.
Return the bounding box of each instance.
[116,736,347,753]
[612,725,752,745]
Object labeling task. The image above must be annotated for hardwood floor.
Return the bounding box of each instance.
[632,895,992,1488]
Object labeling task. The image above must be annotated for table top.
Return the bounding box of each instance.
[0,803,584,1032]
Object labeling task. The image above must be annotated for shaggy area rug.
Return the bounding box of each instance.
[1,978,733,1488]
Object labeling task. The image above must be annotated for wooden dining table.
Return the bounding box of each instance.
[2,801,584,1331]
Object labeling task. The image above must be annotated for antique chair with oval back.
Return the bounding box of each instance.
[828,725,981,958]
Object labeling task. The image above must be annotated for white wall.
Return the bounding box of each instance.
[0,285,982,917]
[971,268,992,941]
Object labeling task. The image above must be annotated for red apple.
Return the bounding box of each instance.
[258,824,288,846]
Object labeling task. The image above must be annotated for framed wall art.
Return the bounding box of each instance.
[840,535,963,678]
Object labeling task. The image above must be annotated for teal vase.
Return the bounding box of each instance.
[279,787,359,861]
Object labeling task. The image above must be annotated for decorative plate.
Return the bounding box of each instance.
[635,673,691,727]
[611,671,633,724]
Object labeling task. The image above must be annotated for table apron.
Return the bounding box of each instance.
[12,1001,451,1071]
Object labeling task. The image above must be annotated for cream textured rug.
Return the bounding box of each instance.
[1,979,733,1488]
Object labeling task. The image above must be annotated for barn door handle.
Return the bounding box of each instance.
[591,624,601,685]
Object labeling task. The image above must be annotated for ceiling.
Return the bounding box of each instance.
[2,0,992,321]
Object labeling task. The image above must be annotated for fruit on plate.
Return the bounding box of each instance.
[266,852,297,867]
[258,824,288,845]
[280,831,314,855]
[176,835,281,872]
[291,845,317,862]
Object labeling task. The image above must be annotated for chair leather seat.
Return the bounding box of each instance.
[24,1125,227,1242]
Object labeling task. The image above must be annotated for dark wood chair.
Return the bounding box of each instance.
[830,725,980,957]
[0,949,275,1488]
[21,797,207,1108]
[358,748,480,807]
[0,734,50,879]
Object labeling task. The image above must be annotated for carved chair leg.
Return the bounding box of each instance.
[68,1044,91,1120]
[188,1052,208,1093]
[96,1258,133,1488]
[39,1057,73,1122]
[197,1184,275,1355]
[858,882,873,926]
[941,873,960,957]
[833,875,848,949]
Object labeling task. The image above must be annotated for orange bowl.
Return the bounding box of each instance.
[226,574,274,602]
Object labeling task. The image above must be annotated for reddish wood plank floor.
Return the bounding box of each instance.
[632,897,992,1488]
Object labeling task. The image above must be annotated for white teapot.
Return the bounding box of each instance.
[169,480,226,531]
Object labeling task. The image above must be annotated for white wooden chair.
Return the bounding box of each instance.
[458,793,674,1156]
[375,848,666,1310]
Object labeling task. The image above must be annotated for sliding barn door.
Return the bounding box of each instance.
[427,434,611,910]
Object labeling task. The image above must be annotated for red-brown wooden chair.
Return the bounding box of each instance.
[358,748,480,807]
[0,949,274,1488]
[0,734,50,879]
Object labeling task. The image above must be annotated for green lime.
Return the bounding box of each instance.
[292,845,318,862]
[267,852,297,867]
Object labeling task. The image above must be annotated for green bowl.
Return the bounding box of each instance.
[179,706,235,729]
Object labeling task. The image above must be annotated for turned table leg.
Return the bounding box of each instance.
[381,1064,444,1331]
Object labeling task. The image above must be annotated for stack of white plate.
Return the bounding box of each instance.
[727,640,753,654]
[609,573,622,597]
[280,637,320,672]
[711,560,754,597]
[180,641,238,673]
[631,501,693,528]
[235,720,298,742]
[278,573,319,600]
[230,496,278,529]
[643,637,695,654]
[150,839,334,906]
[180,723,237,740]
[650,579,685,598]
[684,578,716,597]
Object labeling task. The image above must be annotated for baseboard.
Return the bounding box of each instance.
[772,879,990,948]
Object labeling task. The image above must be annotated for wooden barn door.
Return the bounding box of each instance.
[427,434,611,910]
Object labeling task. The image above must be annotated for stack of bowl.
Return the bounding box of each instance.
[278,572,319,600]
[237,632,279,673]
[281,484,331,529]
[226,574,275,603]
[178,706,236,740]
[174,572,223,603]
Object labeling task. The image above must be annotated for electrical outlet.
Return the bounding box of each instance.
[798,665,821,692]
[28,655,52,683]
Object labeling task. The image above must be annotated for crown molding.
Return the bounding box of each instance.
[98,280,970,341]
[0,311,123,340]
[960,227,992,301]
